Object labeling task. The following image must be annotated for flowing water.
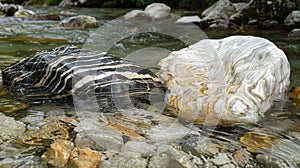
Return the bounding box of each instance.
[0,6,300,167]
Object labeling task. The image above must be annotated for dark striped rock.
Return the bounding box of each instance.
[2,46,164,110]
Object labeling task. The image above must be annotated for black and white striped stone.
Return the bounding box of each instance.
[2,45,165,110]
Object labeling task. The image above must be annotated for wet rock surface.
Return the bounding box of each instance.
[124,3,171,20]
[289,28,300,37]
[0,113,26,142]
[285,11,300,30]
[0,4,299,168]
[200,0,235,29]
[58,15,98,29]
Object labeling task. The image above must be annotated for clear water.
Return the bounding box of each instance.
[0,6,300,167]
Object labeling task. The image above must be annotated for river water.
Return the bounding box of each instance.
[0,6,300,167]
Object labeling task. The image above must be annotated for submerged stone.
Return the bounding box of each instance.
[0,113,26,142]
[58,15,98,29]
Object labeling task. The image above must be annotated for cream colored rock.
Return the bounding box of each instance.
[124,10,148,20]
[175,15,201,24]
[158,36,290,123]
[144,3,171,20]
[58,15,98,29]
[14,9,35,17]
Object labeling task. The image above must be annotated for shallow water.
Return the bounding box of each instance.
[0,6,300,167]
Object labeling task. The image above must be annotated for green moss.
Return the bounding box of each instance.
[45,0,62,6]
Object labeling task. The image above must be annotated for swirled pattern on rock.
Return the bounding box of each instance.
[158,35,290,123]
[2,46,164,110]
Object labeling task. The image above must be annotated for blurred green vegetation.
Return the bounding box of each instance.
[11,0,300,9]
[45,0,62,5]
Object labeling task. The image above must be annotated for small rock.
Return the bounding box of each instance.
[240,132,278,154]
[285,10,300,30]
[256,138,300,168]
[200,0,235,29]
[101,155,148,168]
[58,0,75,7]
[148,145,198,168]
[144,3,171,20]
[259,20,278,29]
[175,15,201,24]
[0,113,26,142]
[221,163,236,168]
[14,9,35,17]
[122,141,156,158]
[74,119,124,151]
[233,3,248,12]
[29,13,60,21]
[248,19,258,25]
[124,10,148,20]
[181,135,220,157]
[0,156,42,168]
[211,153,232,166]
[233,149,252,167]
[70,148,101,168]
[58,15,98,29]
[288,29,300,37]
[42,140,73,167]
[202,0,236,18]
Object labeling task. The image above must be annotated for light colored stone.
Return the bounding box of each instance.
[124,10,147,20]
[211,153,232,166]
[285,10,300,29]
[101,155,148,168]
[58,15,98,29]
[148,146,198,168]
[158,36,290,123]
[233,2,248,12]
[74,119,124,151]
[202,0,236,18]
[175,15,201,24]
[144,3,171,20]
[200,0,235,29]
[14,9,35,17]
[0,113,26,142]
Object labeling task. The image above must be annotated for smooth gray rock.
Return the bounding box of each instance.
[0,113,26,142]
[200,0,235,29]
[144,3,171,20]
[148,146,198,168]
[233,2,248,12]
[285,11,300,30]
[288,28,300,37]
[100,155,148,168]
[124,10,148,20]
[122,141,156,158]
[58,15,98,29]
[0,156,42,168]
[74,119,124,151]
[256,139,300,168]
[181,135,220,157]
[175,15,201,24]
[202,0,236,18]
[210,153,232,166]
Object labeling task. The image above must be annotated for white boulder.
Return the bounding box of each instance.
[144,3,171,20]
[158,36,290,123]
